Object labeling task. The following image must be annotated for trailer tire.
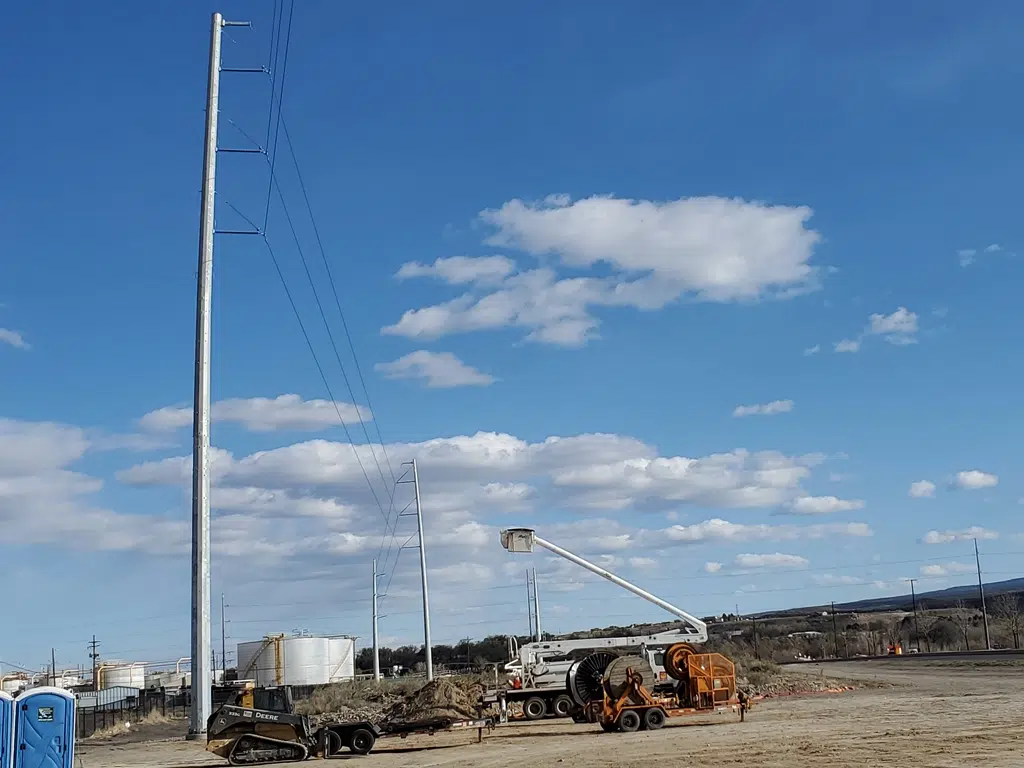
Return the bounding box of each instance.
[324,730,343,757]
[349,728,376,755]
[644,708,666,731]
[618,710,641,732]
[523,696,547,720]
[551,694,574,718]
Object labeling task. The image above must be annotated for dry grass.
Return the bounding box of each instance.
[295,674,491,719]
[85,709,176,740]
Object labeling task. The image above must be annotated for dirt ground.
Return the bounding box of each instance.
[78,659,1024,768]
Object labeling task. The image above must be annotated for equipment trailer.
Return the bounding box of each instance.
[206,688,495,764]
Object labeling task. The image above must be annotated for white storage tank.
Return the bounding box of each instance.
[236,635,356,687]
[99,662,146,689]
[1,675,29,694]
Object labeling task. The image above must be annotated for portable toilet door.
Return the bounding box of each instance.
[0,691,13,768]
[13,687,75,768]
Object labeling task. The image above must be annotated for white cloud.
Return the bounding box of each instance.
[909,480,936,498]
[833,307,919,352]
[385,194,823,347]
[923,527,999,544]
[0,418,187,554]
[953,469,998,490]
[734,552,809,569]
[812,573,862,586]
[961,244,1003,267]
[396,255,515,286]
[0,329,29,350]
[921,561,974,577]
[803,344,820,356]
[703,561,723,573]
[869,307,917,336]
[782,495,865,515]
[139,395,372,433]
[375,350,495,388]
[732,399,794,418]
[629,557,657,570]
[663,518,871,543]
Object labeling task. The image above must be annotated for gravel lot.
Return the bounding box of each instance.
[78,658,1024,768]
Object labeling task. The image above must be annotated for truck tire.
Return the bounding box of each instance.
[551,694,574,718]
[618,710,641,732]
[643,707,666,730]
[349,728,376,755]
[523,696,547,720]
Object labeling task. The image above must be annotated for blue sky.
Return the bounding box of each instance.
[2,0,1023,675]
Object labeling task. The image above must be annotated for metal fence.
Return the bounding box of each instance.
[76,688,189,739]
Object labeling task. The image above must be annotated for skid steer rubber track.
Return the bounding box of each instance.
[227,734,309,765]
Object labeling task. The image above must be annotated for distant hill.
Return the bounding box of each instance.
[762,577,1024,616]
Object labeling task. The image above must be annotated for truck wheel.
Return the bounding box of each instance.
[618,710,641,732]
[523,696,547,720]
[644,708,666,730]
[551,695,574,718]
[349,728,375,755]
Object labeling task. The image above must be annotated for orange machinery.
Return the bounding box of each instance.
[574,643,749,733]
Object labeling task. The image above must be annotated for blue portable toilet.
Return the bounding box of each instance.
[0,690,13,768]
[13,687,75,768]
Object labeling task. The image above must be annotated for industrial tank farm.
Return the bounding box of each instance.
[236,634,356,687]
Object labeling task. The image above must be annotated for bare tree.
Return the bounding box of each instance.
[950,599,973,650]
[992,593,1022,649]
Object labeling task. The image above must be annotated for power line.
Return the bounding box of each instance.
[259,234,390,522]
[262,0,294,232]
[267,138,395,508]
[279,116,397,487]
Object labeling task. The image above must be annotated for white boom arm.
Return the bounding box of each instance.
[512,630,699,668]
[500,527,708,643]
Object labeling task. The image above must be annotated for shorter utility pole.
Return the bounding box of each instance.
[220,593,227,682]
[89,636,100,691]
[975,538,991,650]
[372,559,381,681]
[398,460,433,681]
[526,570,534,639]
[50,649,56,686]
[830,602,839,658]
[532,566,542,642]
[751,615,760,660]
[907,578,921,650]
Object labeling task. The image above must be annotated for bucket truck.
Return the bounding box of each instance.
[486,528,710,720]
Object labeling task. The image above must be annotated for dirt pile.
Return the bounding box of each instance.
[382,678,485,725]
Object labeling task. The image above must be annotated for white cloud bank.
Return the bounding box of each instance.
[953,470,998,490]
[732,399,794,418]
[0,329,29,350]
[384,194,823,347]
[923,527,998,545]
[909,480,936,498]
[139,395,371,433]
[375,350,495,388]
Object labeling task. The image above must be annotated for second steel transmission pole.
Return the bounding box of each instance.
[411,460,434,680]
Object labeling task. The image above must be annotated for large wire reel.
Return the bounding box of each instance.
[566,652,617,706]
[602,655,656,699]
[663,642,698,680]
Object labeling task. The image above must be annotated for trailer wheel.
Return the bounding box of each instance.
[349,728,376,755]
[551,694,574,718]
[618,710,641,732]
[523,696,547,720]
[324,730,343,757]
[643,708,666,731]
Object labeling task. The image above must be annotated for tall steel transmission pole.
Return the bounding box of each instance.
[187,10,224,739]
[410,460,433,681]
[188,10,251,738]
